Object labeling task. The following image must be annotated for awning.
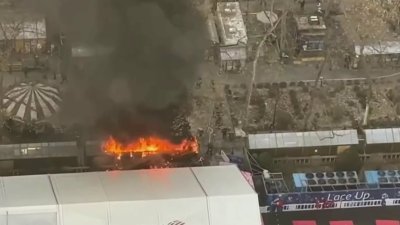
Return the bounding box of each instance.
[293,220,317,225]
[376,220,400,225]
[330,221,354,225]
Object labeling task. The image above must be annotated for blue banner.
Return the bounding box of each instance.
[266,188,400,205]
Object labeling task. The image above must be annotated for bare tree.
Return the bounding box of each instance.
[303,53,328,130]
[244,11,286,127]
[341,0,399,126]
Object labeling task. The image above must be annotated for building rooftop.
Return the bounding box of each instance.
[216,2,248,46]
[0,10,46,40]
[365,128,400,144]
[248,129,359,150]
[294,15,327,32]
[207,15,219,44]
[355,41,400,56]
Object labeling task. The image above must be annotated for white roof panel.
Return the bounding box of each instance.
[50,172,107,204]
[191,165,255,196]
[392,128,400,143]
[102,168,208,225]
[0,166,260,225]
[365,128,395,144]
[2,175,57,208]
[248,133,277,149]
[216,2,247,46]
[248,130,358,149]
[192,165,261,225]
[355,41,400,56]
[100,167,205,201]
[276,132,304,148]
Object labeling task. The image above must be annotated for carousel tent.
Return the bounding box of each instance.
[0,165,261,225]
[3,82,61,121]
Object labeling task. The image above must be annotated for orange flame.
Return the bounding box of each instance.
[102,136,199,158]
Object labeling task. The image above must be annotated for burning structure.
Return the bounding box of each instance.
[58,0,207,155]
[102,135,199,158]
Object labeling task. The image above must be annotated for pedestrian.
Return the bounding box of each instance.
[299,0,305,10]
[344,54,351,69]
[207,142,214,156]
[197,128,204,137]
[271,195,284,213]
[381,193,388,207]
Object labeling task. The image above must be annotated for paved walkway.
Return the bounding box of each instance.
[206,62,400,84]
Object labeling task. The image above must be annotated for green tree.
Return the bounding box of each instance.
[334,148,363,172]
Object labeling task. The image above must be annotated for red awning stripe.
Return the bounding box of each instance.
[330,221,354,225]
[376,220,400,225]
[293,220,317,225]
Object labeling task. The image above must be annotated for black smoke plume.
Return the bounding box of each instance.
[58,0,207,143]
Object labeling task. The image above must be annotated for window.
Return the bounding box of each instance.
[306,40,324,51]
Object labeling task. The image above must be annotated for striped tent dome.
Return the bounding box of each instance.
[3,82,62,121]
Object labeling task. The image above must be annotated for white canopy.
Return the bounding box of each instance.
[0,175,58,225]
[192,166,261,225]
[0,165,261,225]
[355,41,400,56]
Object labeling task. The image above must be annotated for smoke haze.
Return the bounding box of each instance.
[57,0,207,142]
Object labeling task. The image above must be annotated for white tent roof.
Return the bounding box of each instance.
[365,128,400,144]
[1,175,57,211]
[50,172,107,204]
[192,166,261,225]
[0,175,58,225]
[0,166,261,225]
[3,82,62,121]
[248,129,359,150]
[100,168,205,200]
[98,168,209,225]
[192,166,254,196]
[355,41,400,56]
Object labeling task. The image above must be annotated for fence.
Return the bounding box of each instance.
[273,153,400,167]
[261,198,400,213]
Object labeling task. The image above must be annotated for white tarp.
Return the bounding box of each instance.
[248,129,359,150]
[0,175,58,225]
[0,166,260,225]
[355,41,400,56]
[99,168,209,225]
[192,166,261,225]
[50,172,109,225]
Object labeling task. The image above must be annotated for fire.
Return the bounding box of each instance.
[102,136,199,158]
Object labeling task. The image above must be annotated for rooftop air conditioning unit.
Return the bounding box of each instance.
[377,170,386,177]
